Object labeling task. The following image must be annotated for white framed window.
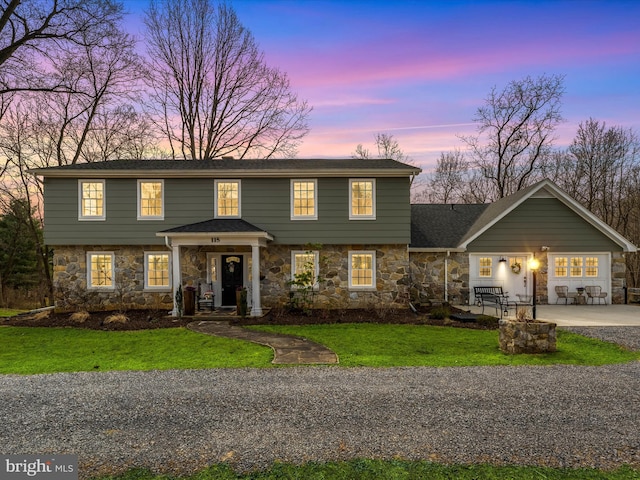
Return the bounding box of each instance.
[570,257,583,277]
[138,180,164,220]
[479,257,492,277]
[585,257,599,277]
[215,179,240,218]
[349,250,376,289]
[554,257,568,277]
[78,180,105,220]
[291,250,320,290]
[87,252,114,289]
[144,252,171,289]
[349,179,376,220]
[291,179,317,220]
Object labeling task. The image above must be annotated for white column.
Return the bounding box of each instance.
[250,244,262,316]
[171,244,181,316]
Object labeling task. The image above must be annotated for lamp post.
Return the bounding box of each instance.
[528,256,540,320]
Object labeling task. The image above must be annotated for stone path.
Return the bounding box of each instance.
[187,321,339,364]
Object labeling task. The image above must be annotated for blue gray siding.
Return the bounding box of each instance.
[43,176,411,245]
[467,198,621,252]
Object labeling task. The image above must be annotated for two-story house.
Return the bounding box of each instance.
[33,158,420,315]
[32,159,636,315]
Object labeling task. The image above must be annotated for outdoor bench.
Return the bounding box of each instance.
[473,286,517,318]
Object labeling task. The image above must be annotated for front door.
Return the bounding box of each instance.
[502,256,529,301]
[221,255,243,306]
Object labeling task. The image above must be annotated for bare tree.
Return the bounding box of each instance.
[144,0,311,160]
[541,118,640,287]
[0,0,124,96]
[419,149,469,203]
[0,5,154,302]
[353,133,414,164]
[460,74,565,199]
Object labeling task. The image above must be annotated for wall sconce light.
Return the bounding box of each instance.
[499,257,507,263]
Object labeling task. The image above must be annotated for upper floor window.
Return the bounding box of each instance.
[349,179,375,219]
[138,180,164,220]
[215,180,240,218]
[145,252,171,289]
[349,250,376,289]
[79,180,105,220]
[291,179,317,220]
[87,252,114,289]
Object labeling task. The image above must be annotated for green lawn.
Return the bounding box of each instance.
[0,327,272,374]
[0,322,637,375]
[250,323,640,367]
[0,308,25,317]
[95,461,640,480]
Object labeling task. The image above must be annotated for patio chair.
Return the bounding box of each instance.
[555,286,578,304]
[584,285,607,304]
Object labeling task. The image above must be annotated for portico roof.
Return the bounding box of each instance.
[157,218,273,246]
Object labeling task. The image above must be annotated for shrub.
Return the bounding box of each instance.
[104,314,128,324]
[476,315,499,328]
[430,306,450,320]
[69,311,90,323]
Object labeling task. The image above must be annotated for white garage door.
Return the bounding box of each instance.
[547,253,610,304]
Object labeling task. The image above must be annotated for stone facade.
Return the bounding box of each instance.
[408,251,469,305]
[53,244,411,311]
[52,245,173,312]
[260,244,410,309]
[611,252,626,304]
[499,319,557,354]
[52,244,629,312]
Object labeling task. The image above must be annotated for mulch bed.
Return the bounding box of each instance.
[1,306,498,331]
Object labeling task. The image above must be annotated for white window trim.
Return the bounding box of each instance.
[86,251,115,290]
[78,179,106,221]
[144,251,172,290]
[214,179,241,218]
[290,179,318,220]
[291,250,320,291]
[349,178,376,220]
[137,179,165,220]
[348,250,376,290]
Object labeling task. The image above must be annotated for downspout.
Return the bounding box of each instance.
[164,235,179,317]
[444,250,450,303]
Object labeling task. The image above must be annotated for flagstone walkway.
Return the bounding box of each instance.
[187,321,339,364]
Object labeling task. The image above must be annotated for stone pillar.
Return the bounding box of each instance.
[250,244,263,316]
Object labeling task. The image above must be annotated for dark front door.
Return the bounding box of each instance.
[221,255,243,306]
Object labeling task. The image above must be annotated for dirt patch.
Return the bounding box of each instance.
[1,306,498,331]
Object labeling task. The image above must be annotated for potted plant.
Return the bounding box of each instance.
[499,306,557,354]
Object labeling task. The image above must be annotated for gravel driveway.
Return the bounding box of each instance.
[1,328,639,479]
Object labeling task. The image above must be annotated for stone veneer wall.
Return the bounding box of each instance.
[260,244,410,309]
[52,245,629,312]
[53,244,411,311]
[408,251,469,305]
[612,252,626,304]
[52,245,173,312]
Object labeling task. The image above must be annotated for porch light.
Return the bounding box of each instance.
[499,257,507,263]
[528,256,540,319]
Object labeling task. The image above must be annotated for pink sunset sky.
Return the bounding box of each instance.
[123,0,640,174]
